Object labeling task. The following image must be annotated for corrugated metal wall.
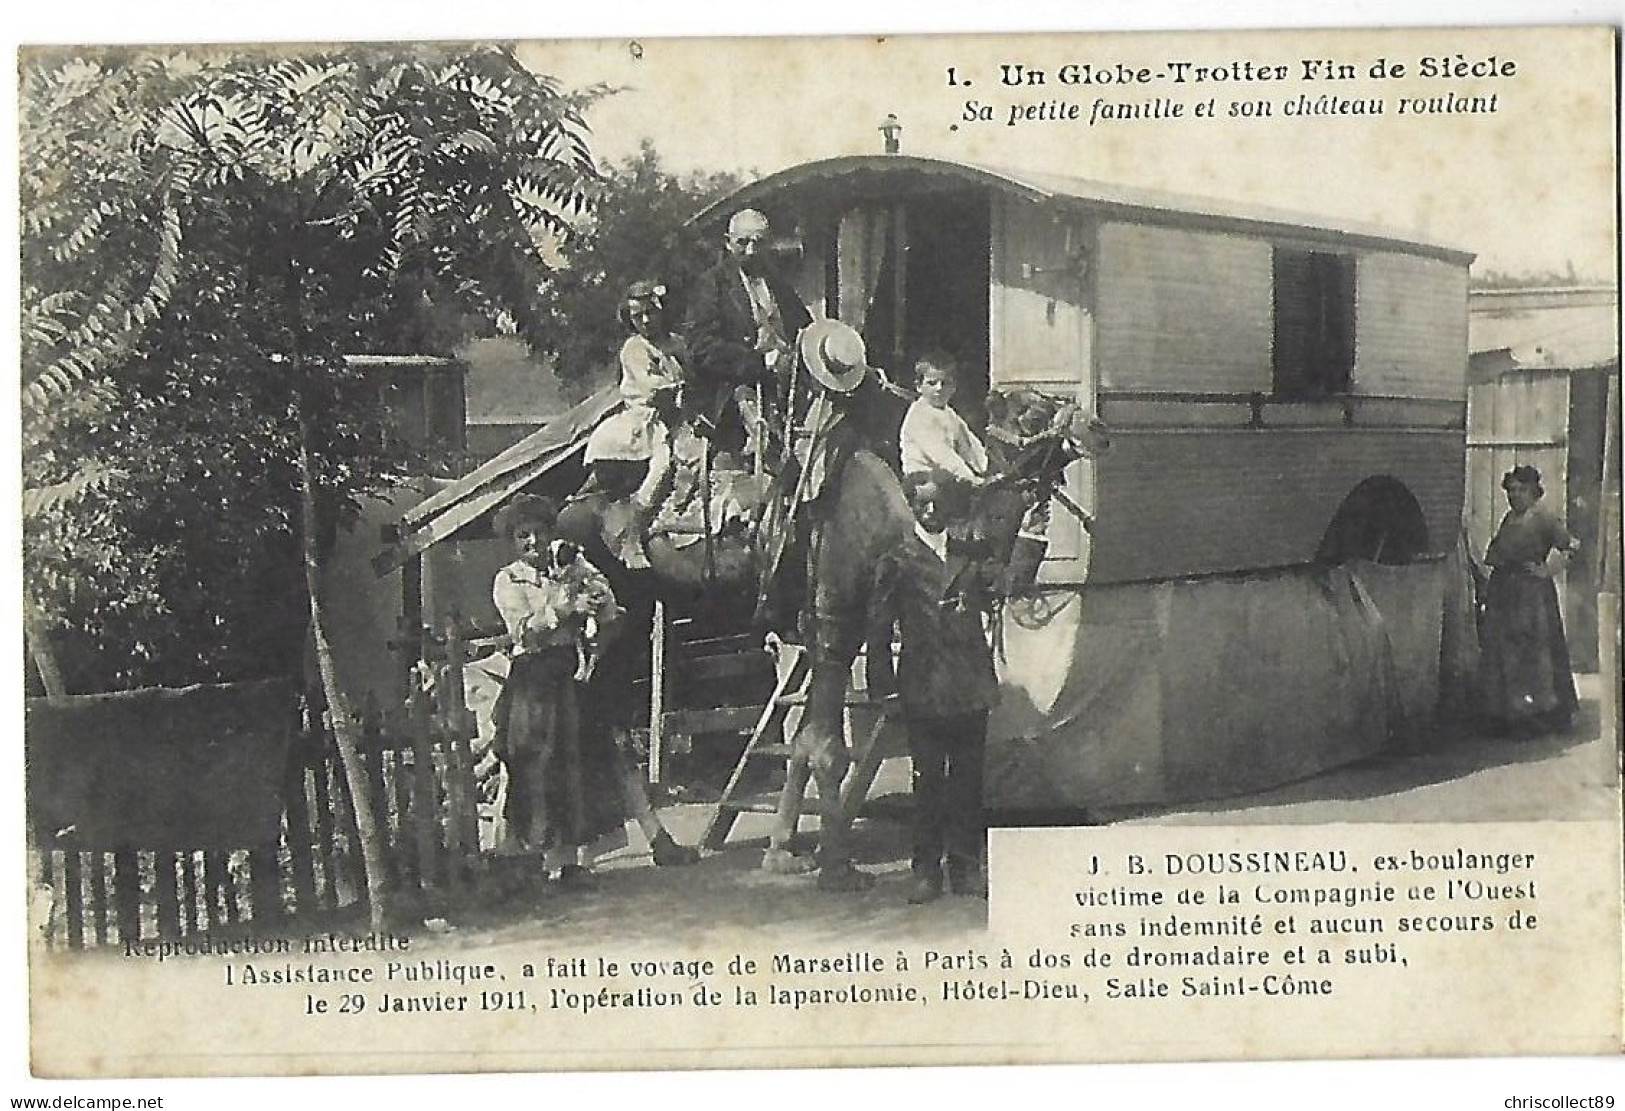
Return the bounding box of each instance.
[1355,253,1469,398]
[1086,428,1466,584]
[1094,222,1273,394]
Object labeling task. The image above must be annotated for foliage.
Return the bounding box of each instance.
[1470,263,1591,290]
[21,44,604,691]
[532,140,740,385]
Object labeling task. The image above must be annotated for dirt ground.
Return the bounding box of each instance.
[419,674,1617,957]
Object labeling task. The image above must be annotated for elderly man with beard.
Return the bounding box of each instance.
[683,208,813,457]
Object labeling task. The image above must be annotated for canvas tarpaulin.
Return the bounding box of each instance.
[26,679,297,852]
[986,560,1450,810]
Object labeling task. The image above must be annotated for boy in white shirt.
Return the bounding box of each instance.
[900,352,989,513]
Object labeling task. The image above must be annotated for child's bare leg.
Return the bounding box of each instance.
[762,756,815,874]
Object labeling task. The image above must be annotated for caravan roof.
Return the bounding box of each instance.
[692,154,1473,265]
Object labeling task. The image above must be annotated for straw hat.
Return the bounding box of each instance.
[796,319,873,394]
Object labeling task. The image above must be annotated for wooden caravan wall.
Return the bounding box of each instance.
[791,207,831,319]
[1077,218,1467,584]
[1093,222,1274,394]
[1090,428,1465,583]
[1355,253,1469,398]
[990,195,1096,578]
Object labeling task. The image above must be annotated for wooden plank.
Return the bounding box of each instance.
[650,599,666,786]
[438,625,475,886]
[1089,427,1466,583]
[181,852,200,935]
[672,651,774,683]
[409,686,440,892]
[1099,398,1254,428]
[282,754,318,918]
[991,197,1092,390]
[702,645,808,851]
[1467,437,1566,448]
[113,850,142,943]
[838,715,906,828]
[388,744,416,884]
[662,706,769,735]
[154,853,181,940]
[672,632,759,657]
[41,851,62,949]
[1093,221,1272,394]
[1354,253,1468,397]
[312,759,338,911]
[247,843,282,927]
[88,851,109,945]
[206,851,233,927]
[64,852,84,950]
[439,739,465,891]
[443,698,479,884]
[452,733,480,870]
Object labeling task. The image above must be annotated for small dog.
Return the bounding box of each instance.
[550,539,601,683]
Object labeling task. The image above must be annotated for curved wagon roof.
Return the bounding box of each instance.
[692,154,1474,265]
[376,153,1476,576]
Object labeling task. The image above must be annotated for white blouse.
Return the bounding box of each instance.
[492,556,618,655]
[900,398,989,482]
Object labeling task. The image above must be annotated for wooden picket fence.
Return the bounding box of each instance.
[30,635,485,950]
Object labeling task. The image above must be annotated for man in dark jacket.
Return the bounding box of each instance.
[868,472,998,903]
[683,208,813,454]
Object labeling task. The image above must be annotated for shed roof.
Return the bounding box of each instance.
[693,154,1474,264]
[1467,286,1620,382]
[372,383,620,576]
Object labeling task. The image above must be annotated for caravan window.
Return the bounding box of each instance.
[1272,248,1355,396]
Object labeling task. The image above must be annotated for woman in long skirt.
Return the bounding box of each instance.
[1478,465,1581,734]
[490,495,627,882]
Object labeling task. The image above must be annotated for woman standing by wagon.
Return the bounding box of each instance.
[1479,465,1582,735]
[490,495,627,883]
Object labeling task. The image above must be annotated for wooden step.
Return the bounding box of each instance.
[775,692,884,708]
[661,706,767,735]
[717,786,822,814]
[671,651,774,683]
[672,632,761,656]
[715,797,780,815]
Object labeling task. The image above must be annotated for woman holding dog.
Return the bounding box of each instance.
[491,494,697,884]
[491,494,627,883]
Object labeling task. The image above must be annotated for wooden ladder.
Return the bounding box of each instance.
[701,638,906,851]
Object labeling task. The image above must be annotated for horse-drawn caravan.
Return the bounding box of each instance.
[374,151,1474,817]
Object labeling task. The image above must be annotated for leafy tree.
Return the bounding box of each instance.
[20,43,604,928]
[532,140,740,386]
[1470,263,1590,290]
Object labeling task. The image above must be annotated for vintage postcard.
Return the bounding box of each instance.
[16,18,1622,1085]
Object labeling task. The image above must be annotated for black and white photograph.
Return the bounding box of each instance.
[10,7,1622,1099]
